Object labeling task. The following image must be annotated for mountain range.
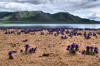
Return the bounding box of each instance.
[0,11,99,24]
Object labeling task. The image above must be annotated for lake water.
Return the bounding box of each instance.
[0,24,100,29]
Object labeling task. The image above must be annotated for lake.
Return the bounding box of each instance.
[0,24,100,29]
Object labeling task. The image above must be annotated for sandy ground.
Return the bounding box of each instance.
[0,28,100,66]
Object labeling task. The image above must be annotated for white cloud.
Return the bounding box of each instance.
[0,0,100,20]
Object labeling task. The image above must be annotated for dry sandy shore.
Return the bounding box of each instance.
[0,28,100,66]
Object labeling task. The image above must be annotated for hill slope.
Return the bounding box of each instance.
[0,11,99,24]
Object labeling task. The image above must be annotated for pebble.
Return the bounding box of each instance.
[16,65,21,66]
[95,42,98,44]
[17,43,19,44]
[96,56,98,58]
[59,43,61,45]
[20,59,22,61]
[53,45,55,47]
[48,46,50,47]
[13,50,17,53]
[13,44,16,47]
[39,56,43,57]
[22,39,27,42]
[44,48,46,49]
[30,61,34,64]
[42,53,49,56]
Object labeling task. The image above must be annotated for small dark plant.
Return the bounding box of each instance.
[8,51,13,59]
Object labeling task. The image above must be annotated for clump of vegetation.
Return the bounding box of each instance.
[20,44,37,54]
[61,35,68,39]
[40,32,44,35]
[17,32,21,34]
[8,51,13,59]
[66,43,79,55]
[54,33,59,36]
[81,46,99,55]
[84,34,91,39]
[68,33,73,38]
[24,44,30,54]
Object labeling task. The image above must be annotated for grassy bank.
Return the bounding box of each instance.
[0,20,99,24]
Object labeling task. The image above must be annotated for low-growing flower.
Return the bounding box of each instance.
[24,44,30,48]
[5,31,8,34]
[66,43,79,55]
[17,32,21,34]
[65,30,69,34]
[90,46,94,53]
[85,46,91,52]
[8,51,13,59]
[93,32,96,36]
[41,32,44,35]
[66,45,70,50]
[54,33,58,36]
[33,47,37,53]
[75,44,79,51]
[71,51,76,55]
[84,34,91,39]
[77,33,82,36]
[28,49,32,54]
[64,35,68,39]
[61,36,64,39]
[82,46,99,55]
[24,44,30,54]
[81,50,86,54]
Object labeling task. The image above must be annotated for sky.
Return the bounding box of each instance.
[0,0,100,21]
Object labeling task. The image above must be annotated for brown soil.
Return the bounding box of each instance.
[0,29,100,66]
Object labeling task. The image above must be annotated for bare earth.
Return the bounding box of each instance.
[0,29,100,66]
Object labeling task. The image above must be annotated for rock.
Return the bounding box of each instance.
[44,48,46,49]
[42,53,49,56]
[59,43,61,45]
[30,61,34,64]
[16,65,20,66]
[22,39,27,42]
[95,42,98,44]
[48,46,50,47]
[53,45,55,47]
[13,44,16,47]
[17,43,19,44]
[13,50,17,53]
[39,56,43,57]
[96,56,98,58]
[20,59,22,60]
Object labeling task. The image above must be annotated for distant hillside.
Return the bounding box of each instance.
[96,21,100,23]
[0,11,99,24]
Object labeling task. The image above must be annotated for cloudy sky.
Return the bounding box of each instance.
[0,0,100,21]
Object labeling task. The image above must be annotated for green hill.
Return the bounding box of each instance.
[0,11,99,24]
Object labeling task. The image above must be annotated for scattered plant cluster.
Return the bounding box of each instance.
[8,44,37,59]
[0,27,100,60]
[66,43,99,55]
[81,46,99,55]
[2,27,100,40]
